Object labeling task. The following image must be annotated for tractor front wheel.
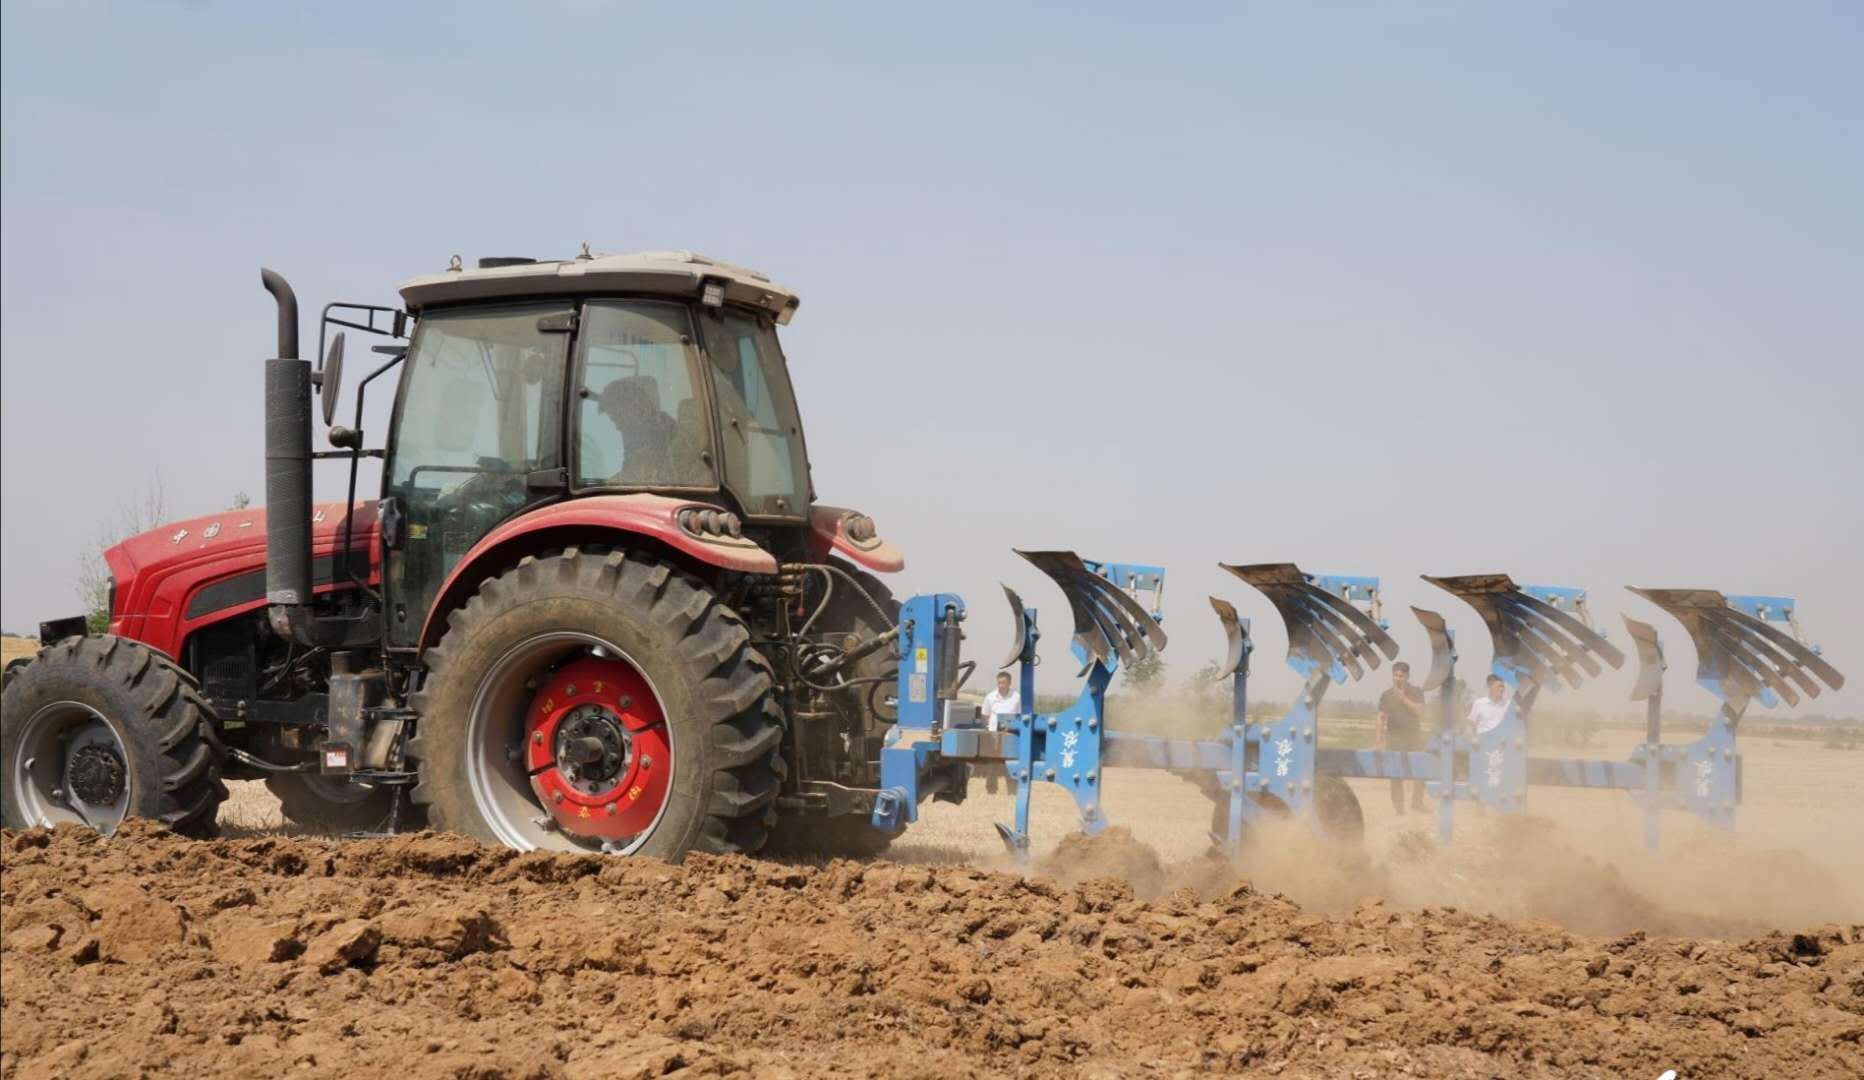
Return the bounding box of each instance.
[1,636,225,836]
[408,548,784,859]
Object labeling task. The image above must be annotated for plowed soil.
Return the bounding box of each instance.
[4,821,1860,1079]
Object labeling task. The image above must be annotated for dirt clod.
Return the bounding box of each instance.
[2,820,1859,1077]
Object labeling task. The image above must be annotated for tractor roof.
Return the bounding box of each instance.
[398,250,800,323]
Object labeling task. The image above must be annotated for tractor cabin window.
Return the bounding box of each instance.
[699,309,809,518]
[574,302,713,490]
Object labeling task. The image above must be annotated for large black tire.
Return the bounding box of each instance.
[1,635,225,836]
[408,548,785,859]
[265,771,403,834]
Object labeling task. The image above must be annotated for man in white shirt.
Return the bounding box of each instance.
[981,671,1021,733]
[978,672,1022,794]
[1466,674,1513,738]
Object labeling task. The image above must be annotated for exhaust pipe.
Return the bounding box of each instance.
[261,269,312,623]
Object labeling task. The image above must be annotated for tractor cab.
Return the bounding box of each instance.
[375,252,814,647]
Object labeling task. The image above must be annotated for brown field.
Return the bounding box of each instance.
[6,704,1862,1077]
[0,635,36,667]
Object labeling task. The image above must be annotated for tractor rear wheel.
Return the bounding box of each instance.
[1,636,225,836]
[265,771,401,834]
[408,548,784,859]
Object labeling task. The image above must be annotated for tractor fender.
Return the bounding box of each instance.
[416,494,778,651]
[808,504,905,573]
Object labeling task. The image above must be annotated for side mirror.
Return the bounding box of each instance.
[316,332,346,426]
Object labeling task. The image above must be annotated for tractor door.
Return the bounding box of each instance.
[380,303,571,647]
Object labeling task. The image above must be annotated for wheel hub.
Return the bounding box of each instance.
[552,706,631,793]
[66,742,127,806]
[525,656,671,842]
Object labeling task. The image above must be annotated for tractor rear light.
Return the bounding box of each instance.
[842,512,878,546]
[678,507,743,540]
[700,279,726,307]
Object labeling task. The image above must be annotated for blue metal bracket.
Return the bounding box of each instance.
[1070,559,1166,671]
[1209,563,1397,843]
[1613,587,1845,845]
[868,551,1167,860]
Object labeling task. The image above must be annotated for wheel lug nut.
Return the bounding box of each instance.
[531,731,544,744]
[551,791,564,804]
[640,755,654,770]
[605,803,618,816]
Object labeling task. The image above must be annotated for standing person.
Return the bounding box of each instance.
[978,671,1021,794]
[1466,674,1512,738]
[1376,661,1428,814]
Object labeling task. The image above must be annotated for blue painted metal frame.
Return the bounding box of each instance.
[868,556,1843,860]
[869,553,1168,857]
[1071,559,1166,668]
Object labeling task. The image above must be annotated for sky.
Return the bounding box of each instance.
[3,1,1860,715]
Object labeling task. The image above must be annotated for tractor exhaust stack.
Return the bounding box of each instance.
[260,268,313,623]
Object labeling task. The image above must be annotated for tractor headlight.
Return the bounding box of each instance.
[700,279,727,308]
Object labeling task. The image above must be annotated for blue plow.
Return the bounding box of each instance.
[869,554,1846,858]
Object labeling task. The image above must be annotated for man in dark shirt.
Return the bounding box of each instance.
[1376,661,1428,814]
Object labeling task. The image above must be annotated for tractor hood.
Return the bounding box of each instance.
[101,500,378,658]
[398,250,800,323]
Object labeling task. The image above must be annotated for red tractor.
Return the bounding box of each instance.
[2,251,915,859]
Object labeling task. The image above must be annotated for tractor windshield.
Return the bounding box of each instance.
[696,308,810,518]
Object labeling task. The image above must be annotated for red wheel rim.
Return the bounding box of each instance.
[524,656,672,842]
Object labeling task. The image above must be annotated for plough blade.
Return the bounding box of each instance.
[1623,616,1666,702]
[1628,588,1844,708]
[1209,597,1250,680]
[1014,550,1167,667]
[1221,563,1397,682]
[1410,606,1456,692]
[1000,585,1032,670]
[1423,574,1624,689]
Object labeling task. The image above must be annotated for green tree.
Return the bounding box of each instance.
[1120,651,1166,694]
